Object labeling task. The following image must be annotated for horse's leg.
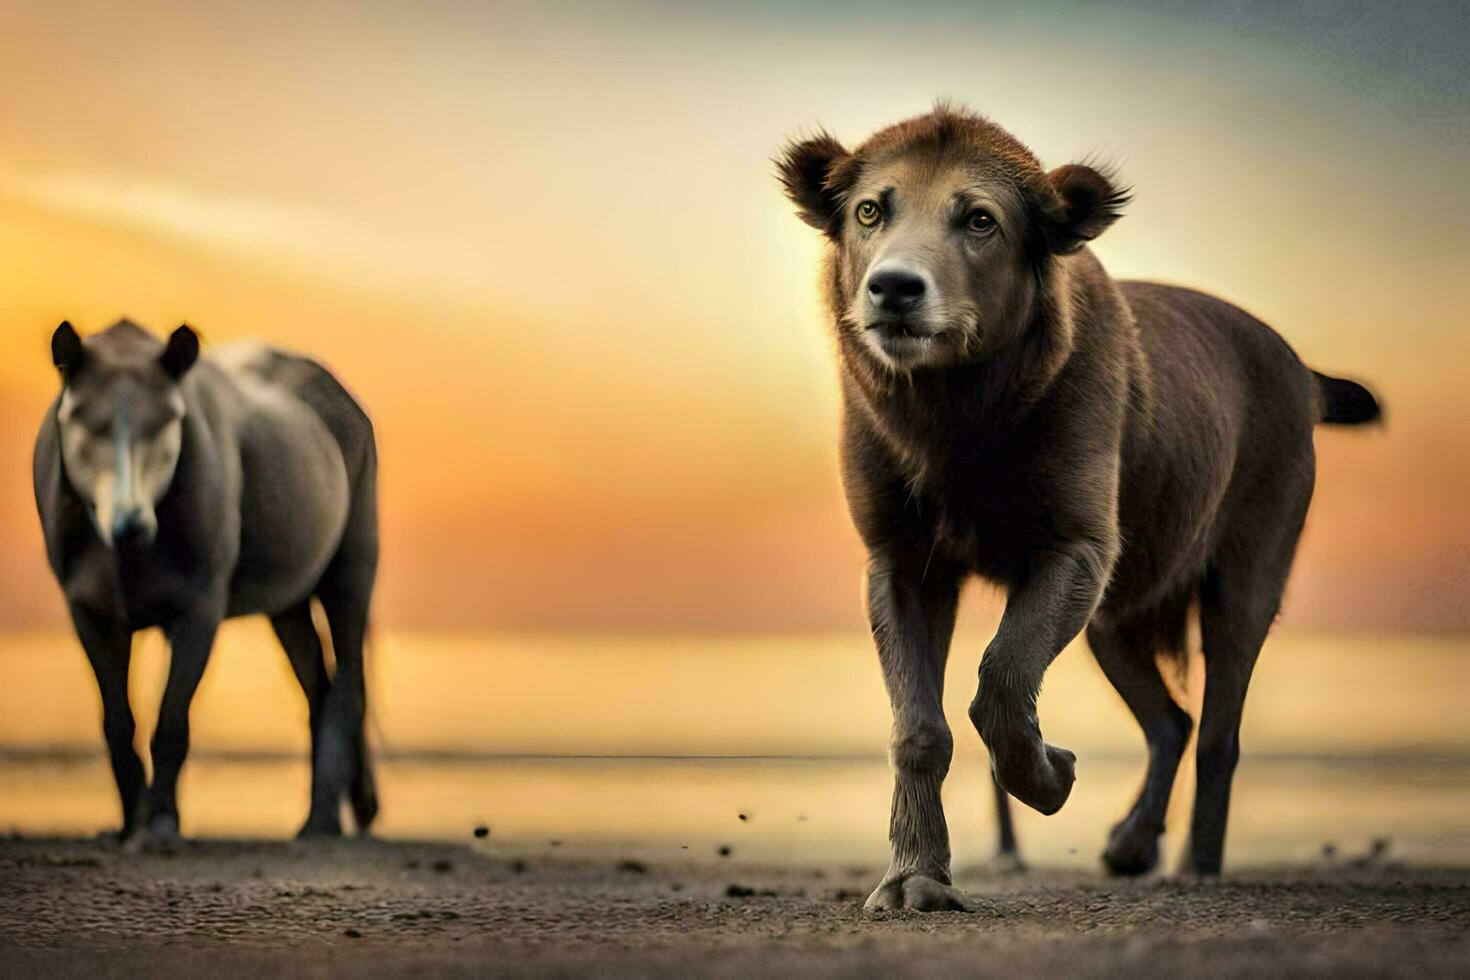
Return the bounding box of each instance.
[341,622,378,829]
[316,458,380,835]
[145,609,220,840]
[269,602,340,837]
[301,432,381,836]
[69,603,145,840]
[316,583,375,834]
[348,694,378,832]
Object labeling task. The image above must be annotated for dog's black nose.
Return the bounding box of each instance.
[867,267,927,314]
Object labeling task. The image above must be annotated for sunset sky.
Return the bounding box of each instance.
[0,0,1465,633]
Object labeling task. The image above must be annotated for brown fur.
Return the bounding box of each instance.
[777,103,1379,908]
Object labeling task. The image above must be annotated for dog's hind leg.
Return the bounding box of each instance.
[1190,476,1312,875]
[70,604,145,840]
[1190,589,1267,875]
[270,602,340,837]
[1088,615,1192,876]
[988,768,1026,872]
[863,552,971,911]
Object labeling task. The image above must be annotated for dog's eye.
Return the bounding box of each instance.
[855,200,882,227]
[966,210,996,234]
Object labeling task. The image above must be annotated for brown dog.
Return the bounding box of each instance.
[777,104,1380,910]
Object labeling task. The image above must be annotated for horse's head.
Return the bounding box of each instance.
[51,320,199,547]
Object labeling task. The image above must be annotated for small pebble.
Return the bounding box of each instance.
[717,845,732,858]
[473,825,490,839]
[343,928,362,939]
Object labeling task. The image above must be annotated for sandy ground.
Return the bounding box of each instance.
[1,836,1467,978]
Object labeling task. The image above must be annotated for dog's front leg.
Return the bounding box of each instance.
[863,551,974,912]
[969,538,1115,815]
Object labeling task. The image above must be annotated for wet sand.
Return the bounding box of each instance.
[1,836,1466,977]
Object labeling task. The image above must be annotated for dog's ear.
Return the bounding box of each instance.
[160,324,200,379]
[51,321,85,381]
[775,131,853,237]
[1042,164,1130,254]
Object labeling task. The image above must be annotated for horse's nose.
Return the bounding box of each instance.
[111,509,150,546]
[867,266,928,314]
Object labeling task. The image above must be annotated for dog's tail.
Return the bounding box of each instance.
[1313,371,1382,426]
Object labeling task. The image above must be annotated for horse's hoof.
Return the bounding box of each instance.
[118,827,149,853]
[865,873,975,912]
[350,790,378,834]
[1103,815,1161,877]
[297,814,343,839]
[116,813,179,854]
[98,826,133,846]
[148,812,179,836]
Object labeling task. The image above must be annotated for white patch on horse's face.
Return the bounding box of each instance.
[59,382,184,547]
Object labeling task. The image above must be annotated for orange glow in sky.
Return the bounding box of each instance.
[0,2,1465,633]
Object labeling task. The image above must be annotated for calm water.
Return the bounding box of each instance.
[1,627,1467,868]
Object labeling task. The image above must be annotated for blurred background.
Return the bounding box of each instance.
[0,1,1465,869]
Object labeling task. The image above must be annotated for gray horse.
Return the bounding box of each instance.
[34,319,379,841]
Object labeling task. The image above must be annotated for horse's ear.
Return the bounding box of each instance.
[51,321,84,381]
[1042,164,1131,254]
[161,324,200,379]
